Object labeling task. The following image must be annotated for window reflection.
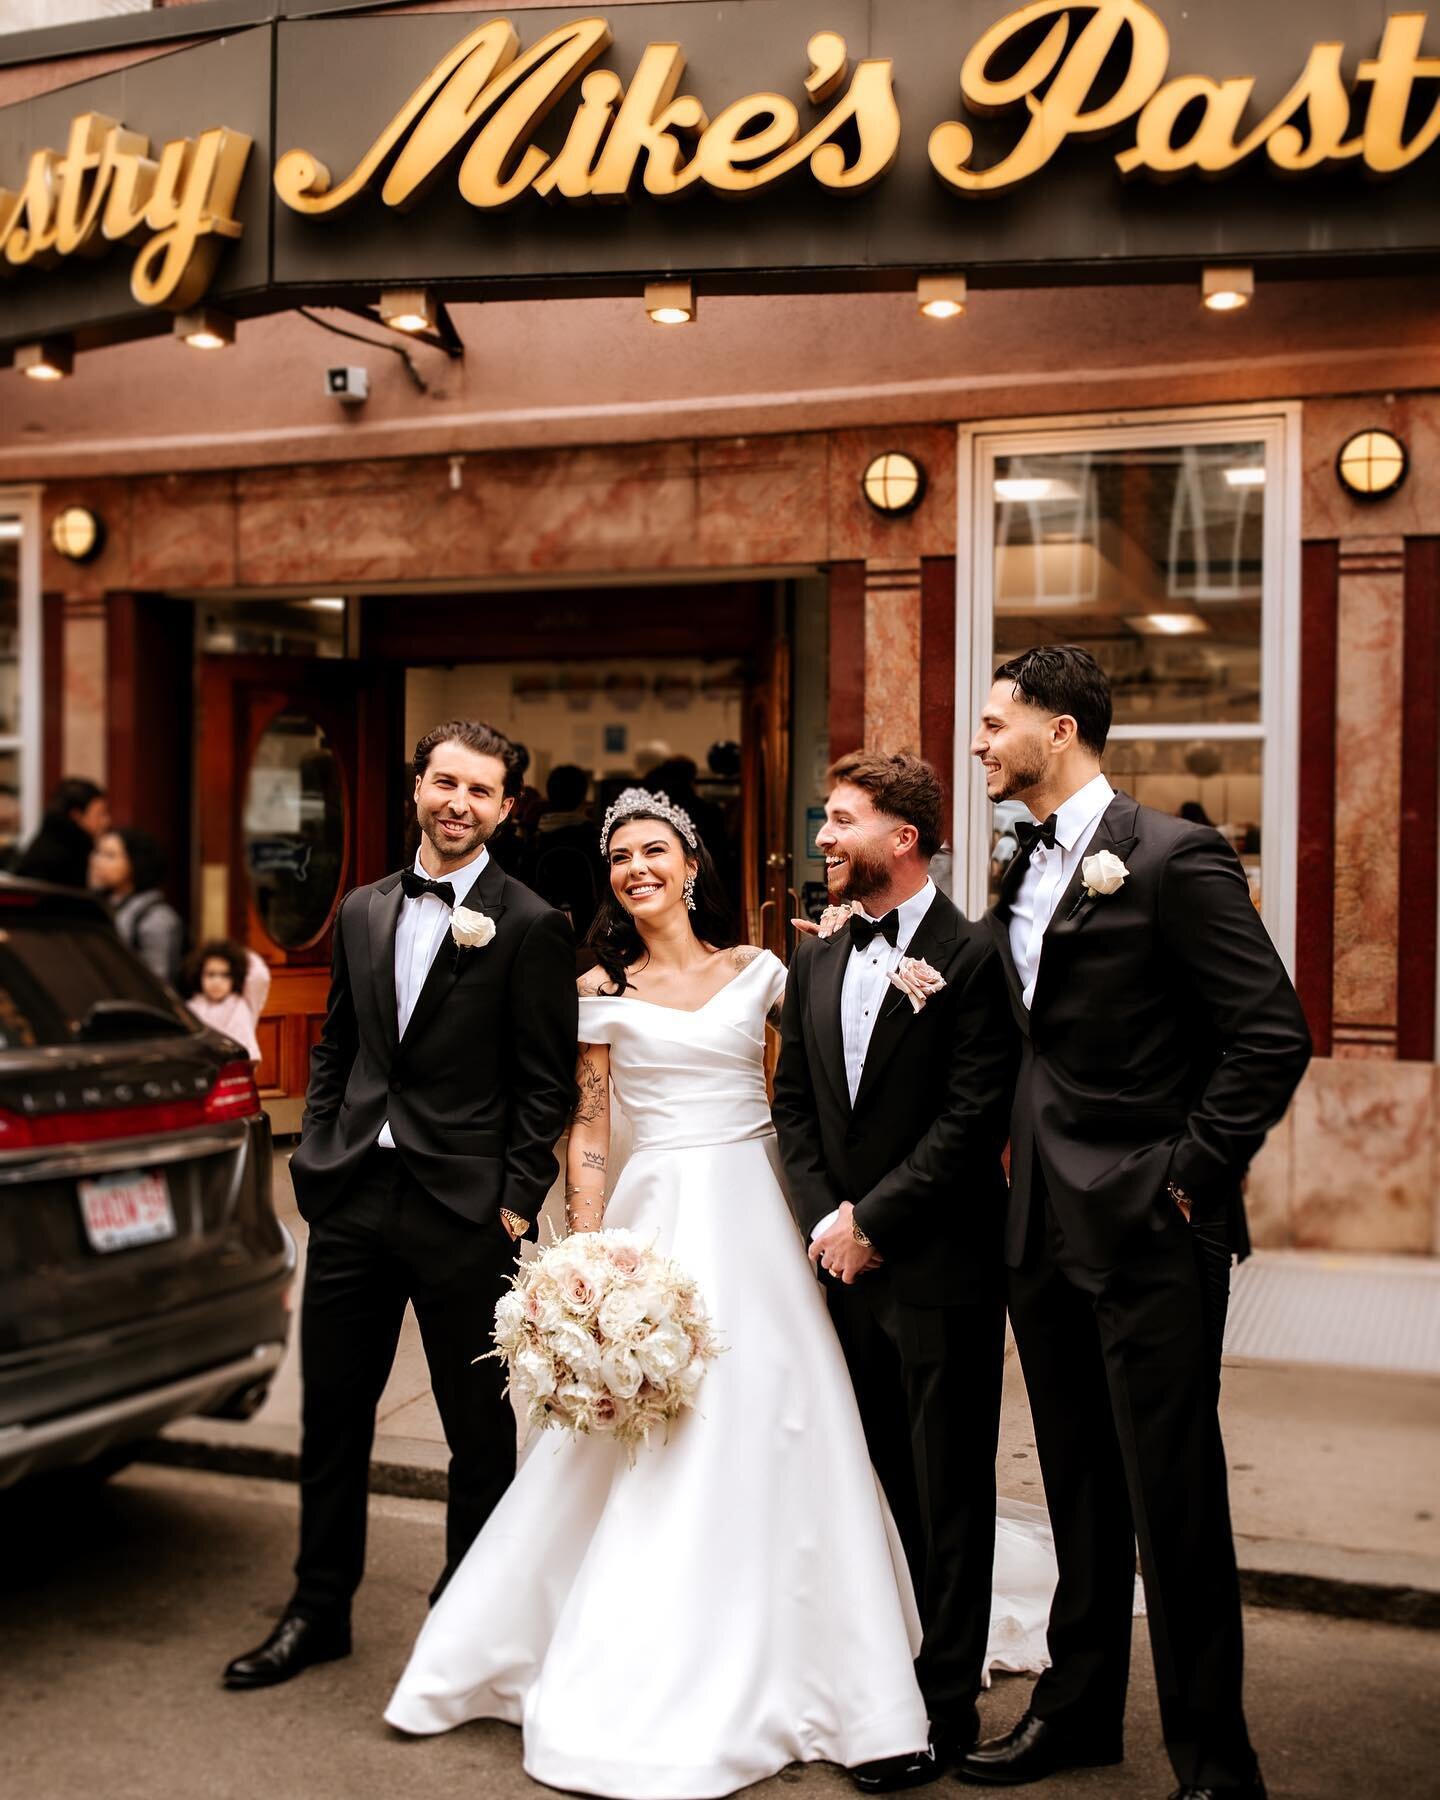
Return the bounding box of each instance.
[244,715,346,949]
[993,444,1264,726]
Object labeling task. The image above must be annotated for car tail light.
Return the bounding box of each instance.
[203,1060,262,1123]
[0,1059,262,1149]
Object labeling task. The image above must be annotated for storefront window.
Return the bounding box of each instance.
[961,414,1298,965]
[0,495,41,859]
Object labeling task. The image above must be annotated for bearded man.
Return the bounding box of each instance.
[773,751,1018,1790]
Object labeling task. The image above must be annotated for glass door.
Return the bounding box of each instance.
[956,410,1300,968]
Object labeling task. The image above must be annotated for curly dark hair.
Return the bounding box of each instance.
[583,810,736,996]
[412,720,524,796]
[181,938,247,999]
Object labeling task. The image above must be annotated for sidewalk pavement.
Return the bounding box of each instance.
[150,1153,1440,1628]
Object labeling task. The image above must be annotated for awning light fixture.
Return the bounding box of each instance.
[16,339,73,381]
[175,307,235,350]
[917,275,967,320]
[646,280,696,325]
[1202,266,1254,313]
[379,288,437,334]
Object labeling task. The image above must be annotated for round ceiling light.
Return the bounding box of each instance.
[1336,429,1408,500]
[862,452,926,516]
[50,505,104,563]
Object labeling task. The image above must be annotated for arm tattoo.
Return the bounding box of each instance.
[573,1051,607,1125]
[582,1148,607,1171]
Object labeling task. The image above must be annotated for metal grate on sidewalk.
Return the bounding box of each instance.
[1224,1251,1440,1376]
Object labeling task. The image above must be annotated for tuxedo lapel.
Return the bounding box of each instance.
[399,856,510,1052]
[809,930,852,1115]
[986,906,1031,1037]
[368,875,404,1053]
[852,893,959,1113]
[1031,791,1140,1013]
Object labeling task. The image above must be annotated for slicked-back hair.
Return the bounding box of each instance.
[993,645,1113,757]
[412,720,523,797]
[827,751,946,860]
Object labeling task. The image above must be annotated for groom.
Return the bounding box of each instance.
[962,648,1310,1798]
[774,751,1017,1791]
[224,720,577,1689]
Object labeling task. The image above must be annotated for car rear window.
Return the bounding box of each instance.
[0,916,196,1047]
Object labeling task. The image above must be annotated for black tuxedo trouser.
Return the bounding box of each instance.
[827,1275,1006,1732]
[290,1149,517,1622]
[1007,1192,1256,1792]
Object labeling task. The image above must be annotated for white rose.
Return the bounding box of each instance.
[634,1318,692,1385]
[493,1291,527,1351]
[451,905,497,949]
[550,1318,603,1382]
[1081,849,1129,898]
[597,1287,650,1344]
[514,1345,556,1398]
[600,1343,645,1400]
[533,1289,567,1334]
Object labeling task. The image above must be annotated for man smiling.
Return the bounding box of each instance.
[774,751,1017,1789]
[224,721,576,1692]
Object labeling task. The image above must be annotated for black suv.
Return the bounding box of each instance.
[0,878,293,1486]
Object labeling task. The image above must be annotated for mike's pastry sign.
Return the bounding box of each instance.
[3,1,1440,322]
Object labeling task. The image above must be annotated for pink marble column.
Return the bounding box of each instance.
[1331,536,1404,1059]
[61,597,107,785]
[863,559,921,752]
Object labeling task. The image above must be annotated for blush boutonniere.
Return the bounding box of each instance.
[888,956,947,1014]
[451,905,497,954]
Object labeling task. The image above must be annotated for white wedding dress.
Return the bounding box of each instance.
[385,950,1057,1798]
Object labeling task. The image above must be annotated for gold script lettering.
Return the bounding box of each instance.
[930,0,1170,193]
[0,113,250,306]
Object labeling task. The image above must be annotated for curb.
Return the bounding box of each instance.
[134,1433,1440,1633]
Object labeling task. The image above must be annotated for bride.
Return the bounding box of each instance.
[385,788,1054,1797]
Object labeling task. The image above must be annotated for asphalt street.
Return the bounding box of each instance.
[2,1464,1435,1800]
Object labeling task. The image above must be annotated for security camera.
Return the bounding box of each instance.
[326,365,369,405]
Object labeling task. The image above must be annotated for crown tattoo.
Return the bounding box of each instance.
[600,787,699,852]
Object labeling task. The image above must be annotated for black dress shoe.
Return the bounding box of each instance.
[958,1711,1123,1786]
[222,1614,352,1689]
[849,1747,942,1792]
[1168,1781,1267,1800]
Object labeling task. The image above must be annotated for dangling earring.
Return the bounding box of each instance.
[682,872,697,912]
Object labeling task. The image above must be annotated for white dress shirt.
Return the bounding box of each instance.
[840,878,937,1104]
[377,845,489,1148]
[1008,773,1114,1011]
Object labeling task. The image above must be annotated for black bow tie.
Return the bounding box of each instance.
[1013,815,1059,859]
[401,870,456,906]
[850,910,900,951]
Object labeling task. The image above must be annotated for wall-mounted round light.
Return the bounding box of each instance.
[50,505,104,563]
[862,452,926,516]
[1336,429,1408,501]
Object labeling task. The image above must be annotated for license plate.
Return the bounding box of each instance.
[79,1170,176,1254]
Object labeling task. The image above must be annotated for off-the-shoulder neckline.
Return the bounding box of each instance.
[578,947,777,1016]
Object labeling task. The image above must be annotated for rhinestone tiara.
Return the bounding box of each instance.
[600,786,698,852]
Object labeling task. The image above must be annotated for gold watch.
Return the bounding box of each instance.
[851,1218,873,1248]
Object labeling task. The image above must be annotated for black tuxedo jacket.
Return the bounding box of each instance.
[772,889,1017,1307]
[288,857,578,1233]
[991,791,1311,1269]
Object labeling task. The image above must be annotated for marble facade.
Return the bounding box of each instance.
[33,405,1440,1258]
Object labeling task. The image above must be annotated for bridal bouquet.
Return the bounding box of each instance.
[490,1229,721,1457]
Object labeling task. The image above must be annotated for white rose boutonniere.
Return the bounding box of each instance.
[1081,849,1129,900]
[888,955,947,1014]
[451,905,497,951]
